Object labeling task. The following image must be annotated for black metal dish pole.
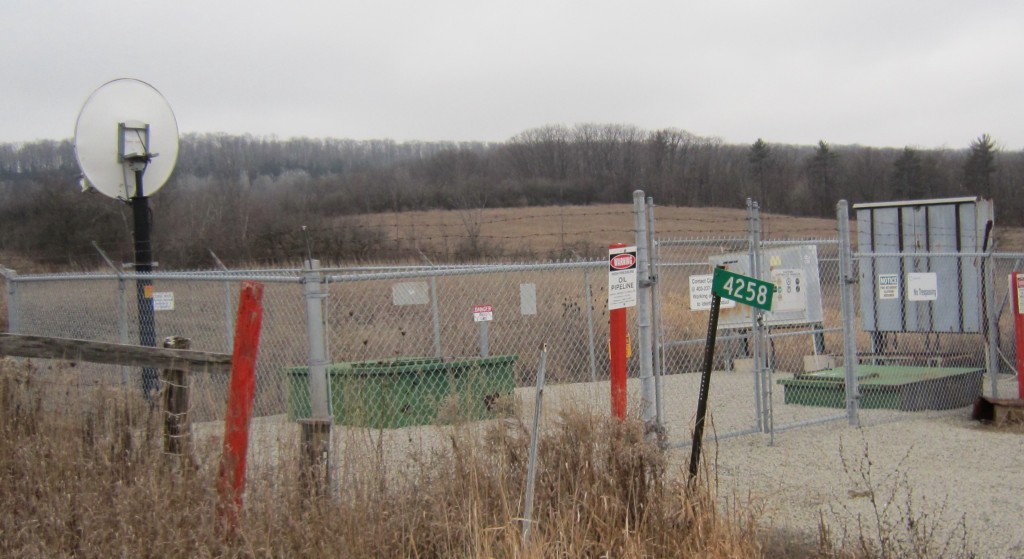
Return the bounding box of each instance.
[131,167,157,398]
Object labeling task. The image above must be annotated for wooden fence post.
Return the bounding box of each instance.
[299,418,331,494]
[161,336,191,457]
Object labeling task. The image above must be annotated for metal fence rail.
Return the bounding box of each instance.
[2,196,1022,456]
[3,259,625,425]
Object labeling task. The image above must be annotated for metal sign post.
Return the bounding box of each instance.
[473,304,493,358]
[689,266,773,481]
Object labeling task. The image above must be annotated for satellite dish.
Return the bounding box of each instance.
[74,78,179,199]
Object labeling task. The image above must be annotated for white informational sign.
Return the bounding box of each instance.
[907,272,938,301]
[392,282,430,305]
[1016,275,1024,315]
[473,304,493,322]
[520,283,537,316]
[153,291,174,311]
[688,274,736,311]
[878,274,899,300]
[770,269,807,312]
[608,246,638,310]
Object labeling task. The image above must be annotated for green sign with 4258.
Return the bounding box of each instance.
[711,267,774,311]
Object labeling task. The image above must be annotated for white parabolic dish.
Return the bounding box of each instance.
[74,78,179,199]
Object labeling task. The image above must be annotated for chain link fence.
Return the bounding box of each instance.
[3,261,630,426]
[2,196,1022,460]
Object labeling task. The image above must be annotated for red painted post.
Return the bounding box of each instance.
[609,243,628,420]
[217,281,265,532]
[1012,273,1024,399]
[610,307,628,419]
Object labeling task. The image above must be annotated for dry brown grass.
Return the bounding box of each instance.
[1,358,832,558]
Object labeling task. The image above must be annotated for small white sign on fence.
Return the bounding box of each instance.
[473,304,493,322]
[153,292,174,311]
[392,282,430,305]
[688,274,736,311]
[1016,275,1024,315]
[520,283,537,315]
[907,272,938,301]
[878,274,899,300]
[770,269,807,313]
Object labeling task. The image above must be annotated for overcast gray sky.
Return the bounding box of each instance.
[3,1,1023,149]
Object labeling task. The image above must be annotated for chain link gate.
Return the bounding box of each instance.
[653,200,851,447]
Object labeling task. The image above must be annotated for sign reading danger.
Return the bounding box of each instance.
[473,304,493,322]
[608,245,637,310]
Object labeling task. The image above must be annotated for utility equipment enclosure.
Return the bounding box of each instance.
[854,196,994,334]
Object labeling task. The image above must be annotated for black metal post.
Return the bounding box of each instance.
[689,287,722,482]
[131,168,157,398]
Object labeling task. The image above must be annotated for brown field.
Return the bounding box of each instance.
[346,203,1024,260]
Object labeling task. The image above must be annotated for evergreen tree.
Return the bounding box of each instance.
[806,140,839,215]
[891,147,926,200]
[963,133,997,196]
[748,138,772,207]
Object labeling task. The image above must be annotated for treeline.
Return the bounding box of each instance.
[0,125,1020,269]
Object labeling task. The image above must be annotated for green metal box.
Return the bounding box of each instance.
[777,365,984,411]
[288,355,517,428]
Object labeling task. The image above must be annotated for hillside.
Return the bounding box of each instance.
[341,203,1022,264]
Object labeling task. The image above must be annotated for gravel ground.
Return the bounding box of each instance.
[535,371,1024,558]
[648,371,1024,559]
[703,411,1024,558]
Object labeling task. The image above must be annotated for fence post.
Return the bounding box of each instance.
[747,200,766,433]
[162,336,191,457]
[430,275,442,358]
[583,266,598,385]
[633,191,656,425]
[0,267,18,333]
[985,250,999,398]
[93,243,130,383]
[521,343,548,547]
[302,259,332,490]
[210,250,236,353]
[837,200,861,427]
[647,196,664,428]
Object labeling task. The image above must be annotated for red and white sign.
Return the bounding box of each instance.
[473,304,493,322]
[608,245,638,310]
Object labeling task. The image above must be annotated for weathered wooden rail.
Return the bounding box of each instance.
[0,332,233,458]
[0,333,232,373]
